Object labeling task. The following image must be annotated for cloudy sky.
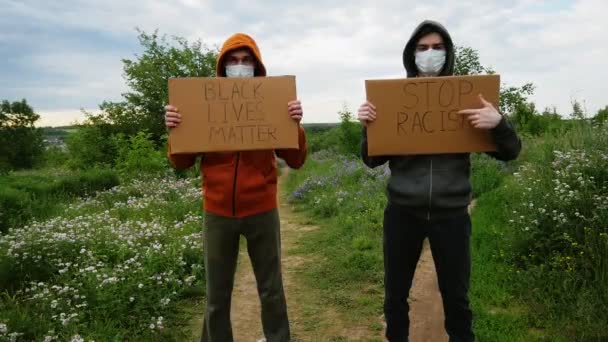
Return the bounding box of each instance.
[1,0,606,126]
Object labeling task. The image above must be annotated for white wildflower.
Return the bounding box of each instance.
[70,335,84,342]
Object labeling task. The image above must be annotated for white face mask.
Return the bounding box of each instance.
[225,64,254,78]
[415,49,446,76]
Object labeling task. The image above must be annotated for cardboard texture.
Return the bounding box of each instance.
[365,74,500,156]
[168,76,299,153]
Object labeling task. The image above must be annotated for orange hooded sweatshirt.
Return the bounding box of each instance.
[167,33,307,218]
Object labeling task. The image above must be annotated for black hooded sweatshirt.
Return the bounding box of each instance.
[360,20,522,220]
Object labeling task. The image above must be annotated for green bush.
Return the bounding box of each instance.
[303,108,361,157]
[0,187,32,232]
[67,124,118,170]
[0,99,45,172]
[470,153,509,197]
[42,145,70,169]
[113,132,168,178]
[306,128,341,153]
[337,107,362,157]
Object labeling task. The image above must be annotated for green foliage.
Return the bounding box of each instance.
[468,193,544,341]
[477,124,608,339]
[0,169,119,232]
[470,153,508,197]
[594,105,608,125]
[303,107,361,156]
[0,187,32,233]
[507,102,578,137]
[510,102,537,133]
[337,106,362,156]
[533,107,565,135]
[66,123,118,170]
[570,99,586,120]
[42,146,70,169]
[0,99,44,172]
[306,128,340,154]
[93,30,218,144]
[499,83,535,116]
[0,176,204,340]
[454,46,493,76]
[113,132,168,178]
[60,169,120,197]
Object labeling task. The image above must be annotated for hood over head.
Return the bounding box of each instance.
[403,20,455,77]
[216,33,266,77]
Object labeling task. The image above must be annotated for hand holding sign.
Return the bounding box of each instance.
[357,101,377,127]
[165,105,181,129]
[288,100,303,123]
[457,94,502,130]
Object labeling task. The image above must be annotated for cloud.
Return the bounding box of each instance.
[2,0,607,126]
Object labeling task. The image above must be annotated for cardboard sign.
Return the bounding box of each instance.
[168,76,299,153]
[365,74,500,156]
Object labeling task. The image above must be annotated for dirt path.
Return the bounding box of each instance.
[406,240,448,342]
[195,171,448,341]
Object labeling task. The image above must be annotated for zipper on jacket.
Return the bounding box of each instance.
[232,152,241,217]
[427,158,433,220]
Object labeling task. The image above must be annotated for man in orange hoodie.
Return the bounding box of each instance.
[165,33,306,342]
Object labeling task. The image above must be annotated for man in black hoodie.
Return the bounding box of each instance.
[357,20,521,342]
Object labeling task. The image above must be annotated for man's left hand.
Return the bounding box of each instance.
[458,94,502,129]
[288,100,303,123]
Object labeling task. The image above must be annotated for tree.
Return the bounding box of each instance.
[94,30,218,144]
[454,46,492,76]
[454,45,535,116]
[66,123,118,170]
[570,99,585,120]
[499,83,536,115]
[0,99,44,172]
[337,105,362,156]
[511,102,537,132]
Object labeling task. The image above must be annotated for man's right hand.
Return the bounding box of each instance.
[357,101,377,127]
[165,105,181,129]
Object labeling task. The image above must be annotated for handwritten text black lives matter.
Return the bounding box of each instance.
[202,80,278,144]
[396,79,475,135]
